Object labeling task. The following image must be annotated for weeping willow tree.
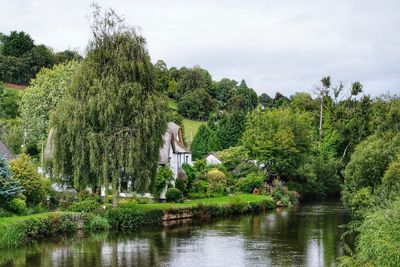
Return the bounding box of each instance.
[50,6,167,207]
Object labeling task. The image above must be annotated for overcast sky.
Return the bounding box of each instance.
[1,0,399,97]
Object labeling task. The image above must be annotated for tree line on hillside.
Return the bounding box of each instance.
[0,31,81,85]
[154,61,259,120]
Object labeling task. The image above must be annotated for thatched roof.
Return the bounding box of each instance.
[0,141,15,161]
[159,122,190,165]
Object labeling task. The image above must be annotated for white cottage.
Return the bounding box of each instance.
[158,122,192,200]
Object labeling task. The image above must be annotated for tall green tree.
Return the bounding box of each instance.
[242,108,314,177]
[20,61,79,151]
[190,125,221,160]
[177,88,217,120]
[50,6,167,207]
[216,111,246,149]
[1,31,34,57]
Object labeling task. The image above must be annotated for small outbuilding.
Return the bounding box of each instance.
[205,152,222,165]
[0,141,15,161]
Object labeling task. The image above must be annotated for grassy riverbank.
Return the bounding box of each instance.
[0,212,79,249]
[0,194,275,248]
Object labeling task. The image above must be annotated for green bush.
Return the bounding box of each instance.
[10,154,45,205]
[166,188,183,202]
[88,215,109,232]
[155,166,174,197]
[68,199,99,213]
[271,180,295,206]
[207,169,227,195]
[236,173,264,193]
[351,199,400,266]
[191,179,208,195]
[7,198,28,215]
[175,179,187,194]
[0,213,78,248]
[107,208,163,229]
[0,208,13,218]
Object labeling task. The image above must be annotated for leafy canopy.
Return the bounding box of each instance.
[50,6,167,196]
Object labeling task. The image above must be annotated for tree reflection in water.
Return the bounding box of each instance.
[1,201,350,267]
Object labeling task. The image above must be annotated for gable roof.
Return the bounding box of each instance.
[159,122,191,165]
[0,141,16,161]
[205,152,220,159]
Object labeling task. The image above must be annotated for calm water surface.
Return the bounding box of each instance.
[1,201,351,267]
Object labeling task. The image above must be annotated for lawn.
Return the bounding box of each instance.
[183,118,206,144]
[119,194,273,211]
[167,98,206,144]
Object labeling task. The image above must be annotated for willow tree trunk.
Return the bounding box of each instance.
[112,172,119,208]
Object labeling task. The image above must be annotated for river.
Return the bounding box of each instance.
[0,201,351,267]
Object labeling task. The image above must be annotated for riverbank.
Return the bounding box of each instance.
[0,194,275,248]
[0,200,350,267]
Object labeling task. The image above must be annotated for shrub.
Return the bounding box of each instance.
[182,163,196,192]
[9,154,45,205]
[105,194,113,204]
[236,173,264,193]
[155,166,174,197]
[352,199,400,266]
[166,188,183,202]
[0,213,78,248]
[0,155,23,207]
[271,179,295,207]
[107,208,163,229]
[191,180,208,195]
[207,169,227,195]
[175,179,187,194]
[88,215,109,232]
[68,199,99,213]
[7,198,27,215]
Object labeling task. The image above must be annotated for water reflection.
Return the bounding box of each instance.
[1,201,350,267]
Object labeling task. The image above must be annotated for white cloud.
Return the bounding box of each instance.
[1,0,399,97]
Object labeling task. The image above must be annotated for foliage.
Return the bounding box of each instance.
[0,118,23,154]
[342,133,400,208]
[155,166,174,197]
[0,89,20,119]
[1,31,34,57]
[87,215,109,232]
[215,111,246,149]
[350,199,400,266]
[49,7,167,203]
[10,154,44,205]
[176,66,213,99]
[20,61,79,150]
[0,212,78,248]
[242,108,314,177]
[68,199,100,213]
[0,31,80,85]
[236,172,264,193]
[177,88,217,120]
[7,198,27,215]
[166,188,183,202]
[206,168,227,195]
[106,207,163,229]
[190,125,221,160]
[0,155,23,206]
